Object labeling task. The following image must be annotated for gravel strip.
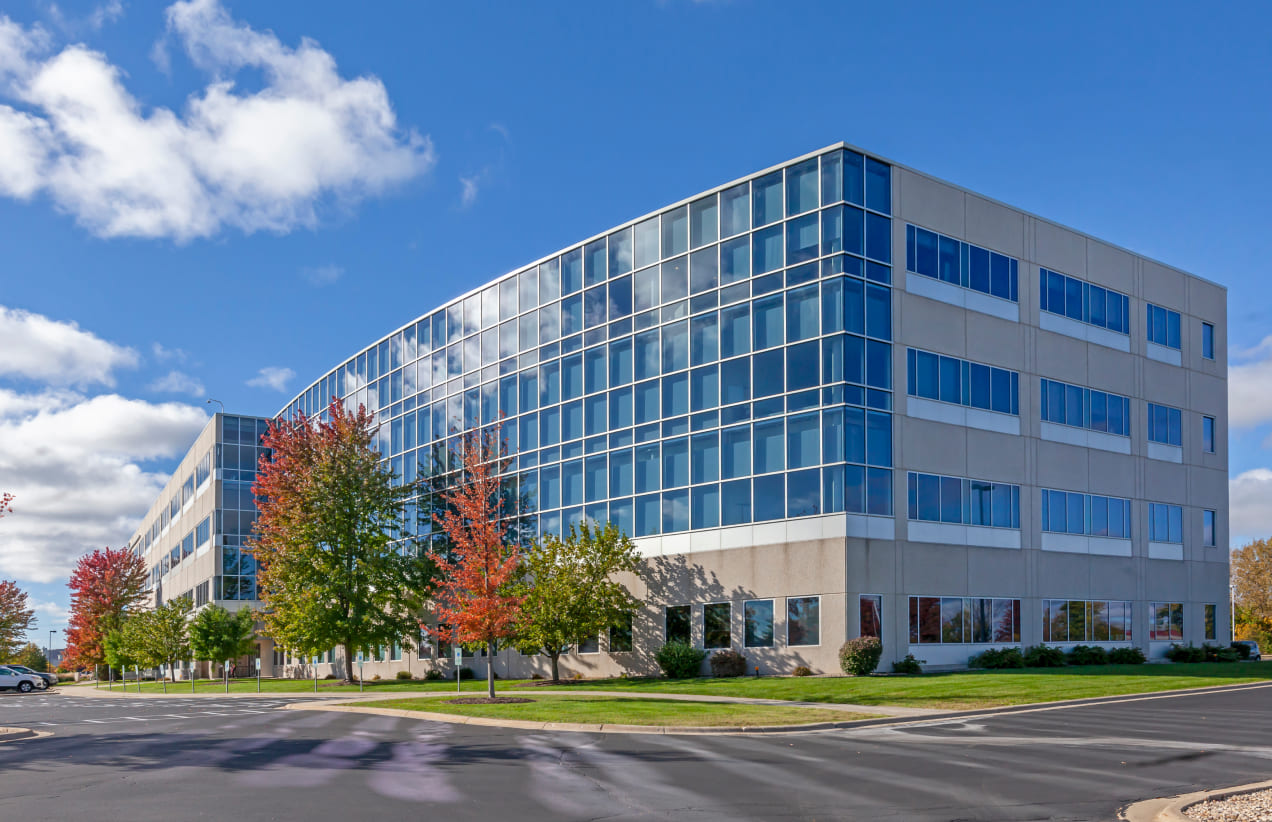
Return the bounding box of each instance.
[1189,787,1272,821]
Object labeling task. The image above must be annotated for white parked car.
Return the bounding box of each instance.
[5,665,54,688]
[0,666,42,693]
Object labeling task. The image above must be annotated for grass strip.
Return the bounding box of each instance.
[348,694,875,727]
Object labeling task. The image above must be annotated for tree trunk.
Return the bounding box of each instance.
[486,640,495,699]
[344,639,356,682]
[550,651,561,683]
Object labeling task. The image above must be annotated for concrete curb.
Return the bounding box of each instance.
[1120,779,1272,821]
[281,701,883,736]
[0,726,48,743]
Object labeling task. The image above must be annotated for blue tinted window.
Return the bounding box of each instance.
[753,225,784,274]
[753,349,785,397]
[1148,403,1182,446]
[634,380,659,424]
[1147,303,1182,350]
[865,212,891,264]
[753,419,785,474]
[722,479,751,525]
[691,313,718,365]
[691,484,720,529]
[787,412,820,470]
[720,357,750,405]
[752,171,783,227]
[691,432,719,483]
[662,373,688,417]
[865,284,891,340]
[663,438,689,488]
[787,469,820,517]
[635,444,660,493]
[721,425,751,479]
[786,340,819,391]
[662,488,689,533]
[720,237,749,284]
[753,474,785,521]
[786,284,819,341]
[691,365,718,411]
[864,157,890,214]
[635,494,660,536]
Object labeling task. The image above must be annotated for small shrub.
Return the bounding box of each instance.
[891,654,923,675]
[1202,643,1240,663]
[423,668,446,681]
[395,670,413,680]
[1107,647,1146,664]
[1022,644,1067,668]
[839,636,883,676]
[571,672,583,680]
[969,647,1025,669]
[530,673,544,680]
[709,649,746,677]
[1231,642,1253,661]
[792,665,813,677]
[323,673,337,680]
[655,641,706,679]
[1165,644,1206,663]
[458,666,476,680]
[1067,645,1108,666]
[371,674,381,681]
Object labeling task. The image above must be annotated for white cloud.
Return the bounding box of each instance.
[148,369,205,396]
[301,263,342,286]
[0,0,434,241]
[0,305,137,386]
[459,175,479,208]
[46,1,124,35]
[0,387,207,583]
[151,342,188,363]
[1231,335,1272,429]
[247,366,294,392]
[1231,468,1272,546]
[31,599,69,623]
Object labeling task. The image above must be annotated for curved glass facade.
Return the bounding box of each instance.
[281,146,896,545]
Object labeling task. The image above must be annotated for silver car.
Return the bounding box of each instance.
[0,666,43,693]
[5,665,54,688]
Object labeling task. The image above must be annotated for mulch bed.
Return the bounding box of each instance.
[444,697,534,705]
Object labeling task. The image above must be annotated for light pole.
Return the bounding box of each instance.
[206,398,225,416]
[47,630,54,674]
[1231,581,1237,643]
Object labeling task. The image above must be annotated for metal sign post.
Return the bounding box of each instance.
[191,659,196,693]
[454,646,463,693]
[256,656,261,693]
[358,658,364,693]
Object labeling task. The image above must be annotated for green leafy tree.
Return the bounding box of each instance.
[137,598,193,685]
[102,625,138,679]
[250,399,435,681]
[11,642,47,671]
[190,605,257,685]
[0,581,35,661]
[514,521,643,682]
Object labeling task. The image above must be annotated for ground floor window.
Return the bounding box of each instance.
[1150,602,1184,641]
[787,596,820,646]
[391,642,402,661]
[1043,600,1132,643]
[609,613,634,652]
[577,635,599,654]
[704,602,731,649]
[1205,604,1217,641]
[744,599,774,647]
[909,596,1020,644]
[860,595,882,639]
[666,605,691,644]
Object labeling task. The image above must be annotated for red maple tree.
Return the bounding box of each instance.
[0,493,12,519]
[64,547,148,672]
[433,424,522,699]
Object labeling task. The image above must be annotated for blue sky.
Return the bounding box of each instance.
[1,0,1269,648]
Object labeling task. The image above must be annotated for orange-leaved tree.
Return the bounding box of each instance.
[251,399,435,681]
[432,423,522,699]
[64,547,147,672]
[0,492,12,519]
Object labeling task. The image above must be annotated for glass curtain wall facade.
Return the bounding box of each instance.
[282,149,896,546]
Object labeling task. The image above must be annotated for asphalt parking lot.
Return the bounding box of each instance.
[0,683,1269,820]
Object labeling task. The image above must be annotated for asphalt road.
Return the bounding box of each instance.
[0,684,1270,820]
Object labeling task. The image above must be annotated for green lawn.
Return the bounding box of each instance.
[557,662,1272,710]
[80,662,1272,709]
[351,695,873,727]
